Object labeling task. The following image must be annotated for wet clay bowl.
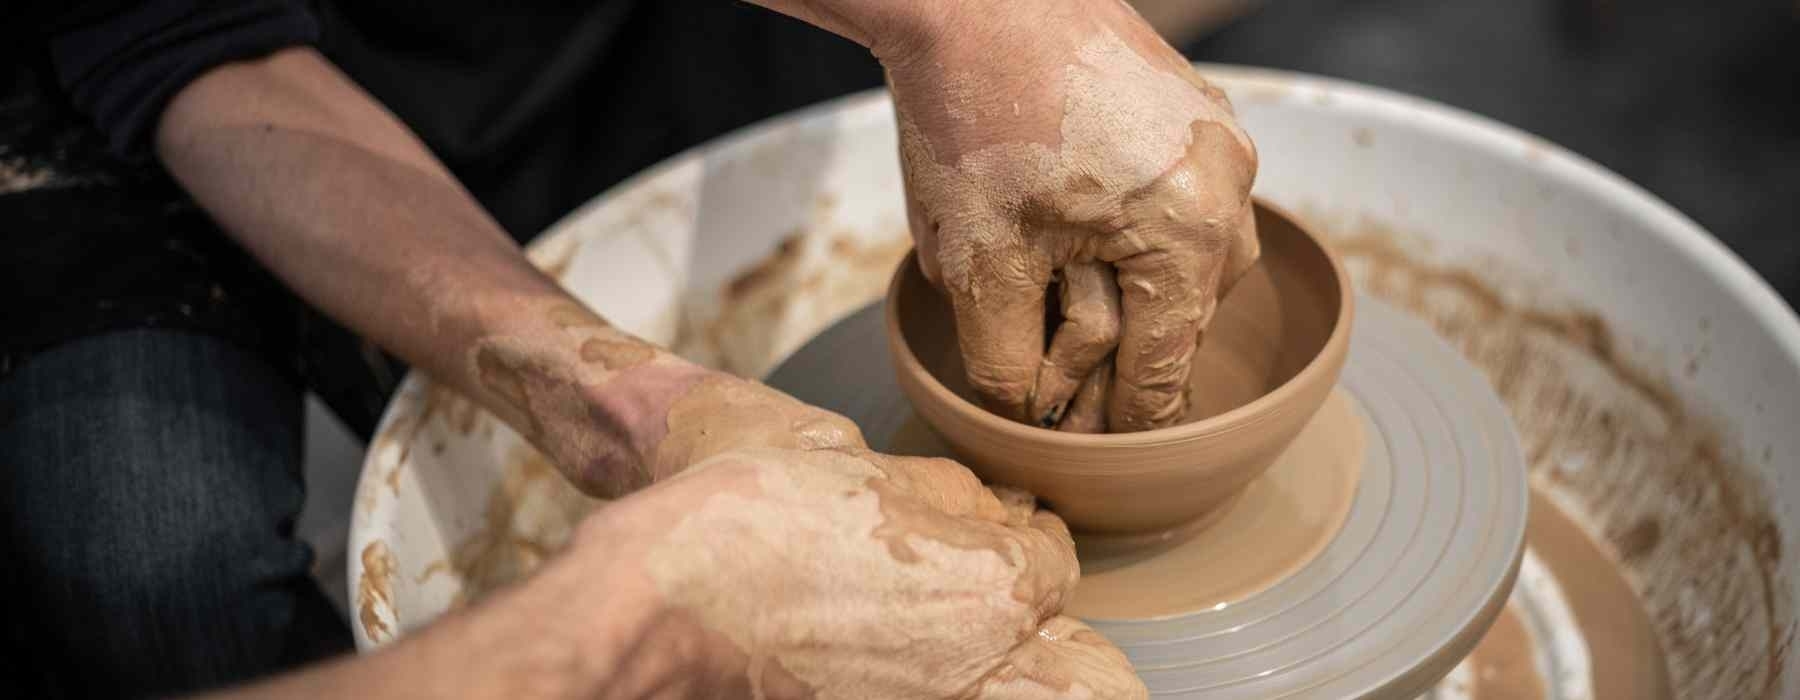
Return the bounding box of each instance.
[885,200,1354,535]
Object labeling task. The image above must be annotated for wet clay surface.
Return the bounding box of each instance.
[1326,219,1789,699]
[1057,389,1360,619]
[357,540,398,644]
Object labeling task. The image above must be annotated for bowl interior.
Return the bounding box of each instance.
[894,203,1344,432]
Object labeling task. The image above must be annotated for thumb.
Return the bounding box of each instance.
[975,616,1148,699]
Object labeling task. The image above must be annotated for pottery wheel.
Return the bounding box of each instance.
[767,296,1528,698]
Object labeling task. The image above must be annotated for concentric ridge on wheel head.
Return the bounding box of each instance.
[766,296,1528,699]
[1065,389,1365,621]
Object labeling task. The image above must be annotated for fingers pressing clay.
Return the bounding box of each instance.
[1108,246,1219,432]
[975,616,1149,700]
[887,3,1257,437]
[1031,262,1122,427]
[942,233,1052,423]
[1101,117,1255,433]
[1055,359,1111,434]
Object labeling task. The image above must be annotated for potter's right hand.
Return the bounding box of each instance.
[883,0,1260,433]
[566,446,1149,699]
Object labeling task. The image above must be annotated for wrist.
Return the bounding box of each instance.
[464,296,712,497]
[859,0,954,66]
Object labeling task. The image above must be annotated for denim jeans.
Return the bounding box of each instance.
[0,330,351,697]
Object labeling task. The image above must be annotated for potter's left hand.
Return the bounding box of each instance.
[883,0,1262,432]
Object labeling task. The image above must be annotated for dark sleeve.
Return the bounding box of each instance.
[41,0,319,160]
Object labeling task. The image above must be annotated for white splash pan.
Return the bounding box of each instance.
[348,66,1800,699]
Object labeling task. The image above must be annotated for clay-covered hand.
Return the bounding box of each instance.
[468,301,1144,696]
[888,0,1260,432]
[567,446,1149,699]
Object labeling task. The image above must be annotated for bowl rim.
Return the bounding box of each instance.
[884,197,1356,448]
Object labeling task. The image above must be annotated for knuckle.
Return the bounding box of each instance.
[1063,305,1123,346]
[1091,310,1123,344]
[1058,322,1119,358]
[793,411,865,450]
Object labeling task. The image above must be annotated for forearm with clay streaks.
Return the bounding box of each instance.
[154,46,705,496]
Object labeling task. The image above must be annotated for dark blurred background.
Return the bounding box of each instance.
[1183,0,1800,304]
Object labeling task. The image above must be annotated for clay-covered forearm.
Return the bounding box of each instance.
[151,46,740,495]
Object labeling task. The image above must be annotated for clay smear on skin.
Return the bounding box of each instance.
[469,300,700,495]
[469,301,639,438]
[470,335,646,495]
[640,450,1065,699]
[653,375,863,476]
[895,27,1251,429]
[1328,220,1793,700]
